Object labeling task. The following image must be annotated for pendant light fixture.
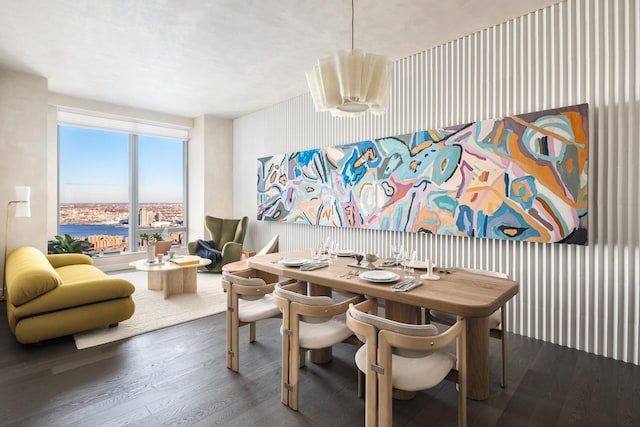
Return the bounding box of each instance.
[306,0,391,117]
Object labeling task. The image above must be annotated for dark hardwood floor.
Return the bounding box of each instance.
[0,304,638,426]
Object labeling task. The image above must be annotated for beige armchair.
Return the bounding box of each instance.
[188,216,248,273]
[347,299,467,427]
[272,281,364,411]
[221,271,292,373]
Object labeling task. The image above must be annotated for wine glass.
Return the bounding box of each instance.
[330,241,339,261]
[391,243,404,270]
[403,249,417,278]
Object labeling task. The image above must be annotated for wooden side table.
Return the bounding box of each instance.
[240,249,256,259]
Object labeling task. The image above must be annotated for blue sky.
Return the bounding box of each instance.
[59,126,184,203]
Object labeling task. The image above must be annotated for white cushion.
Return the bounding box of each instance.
[298,319,353,349]
[355,346,456,392]
[488,310,502,329]
[238,294,280,323]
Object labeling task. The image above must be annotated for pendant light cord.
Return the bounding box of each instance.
[351,0,354,51]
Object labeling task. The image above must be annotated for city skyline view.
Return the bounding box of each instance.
[58,202,185,253]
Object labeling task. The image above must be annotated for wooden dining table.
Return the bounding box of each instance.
[247,249,519,401]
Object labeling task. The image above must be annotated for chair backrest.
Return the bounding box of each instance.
[205,216,248,249]
[256,234,279,256]
[222,271,268,301]
[348,303,439,358]
[274,283,334,324]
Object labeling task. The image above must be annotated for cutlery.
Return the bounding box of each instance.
[390,279,413,291]
[342,270,358,279]
[402,281,423,291]
[391,279,423,292]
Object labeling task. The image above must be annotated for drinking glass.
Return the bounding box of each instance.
[330,241,339,262]
[311,245,322,261]
[403,249,417,278]
[391,243,404,270]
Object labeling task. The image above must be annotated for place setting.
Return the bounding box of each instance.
[356,270,423,292]
[277,257,331,271]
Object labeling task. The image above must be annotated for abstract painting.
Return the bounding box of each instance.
[257,103,588,244]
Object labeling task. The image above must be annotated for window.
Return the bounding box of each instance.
[58,124,187,254]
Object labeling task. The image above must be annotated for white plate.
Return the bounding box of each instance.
[359,270,400,283]
[401,260,432,269]
[279,258,310,267]
[331,249,355,257]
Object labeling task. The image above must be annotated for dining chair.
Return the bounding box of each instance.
[222,234,280,280]
[272,281,365,411]
[221,271,292,373]
[347,299,467,427]
[427,267,509,387]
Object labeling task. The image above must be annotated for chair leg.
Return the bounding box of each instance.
[364,366,378,427]
[357,369,365,398]
[226,292,239,372]
[500,332,507,388]
[289,338,300,410]
[299,350,307,368]
[280,328,290,407]
[249,321,256,343]
[378,368,393,427]
[500,305,507,388]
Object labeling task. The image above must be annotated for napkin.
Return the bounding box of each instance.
[379,260,398,267]
[300,262,329,271]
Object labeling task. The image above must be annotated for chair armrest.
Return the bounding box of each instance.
[380,318,466,352]
[187,241,197,255]
[46,253,94,268]
[292,294,366,318]
[231,278,297,297]
[221,242,242,264]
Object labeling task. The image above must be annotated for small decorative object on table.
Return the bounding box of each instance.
[420,259,440,281]
[365,253,378,269]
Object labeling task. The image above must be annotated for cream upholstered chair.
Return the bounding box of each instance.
[272,281,365,411]
[428,267,508,387]
[221,271,293,373]
[347,299,467,427]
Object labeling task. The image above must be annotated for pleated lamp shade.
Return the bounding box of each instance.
[306,48,391,117]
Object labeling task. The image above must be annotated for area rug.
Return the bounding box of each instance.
[73,270,226,349]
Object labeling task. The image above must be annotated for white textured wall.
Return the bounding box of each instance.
[0,69,48,280]
[233,0,640,365]
[189,115,234,241]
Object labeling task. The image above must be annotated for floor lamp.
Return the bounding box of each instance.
[2,186,31,301]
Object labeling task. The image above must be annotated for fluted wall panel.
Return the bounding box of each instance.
[233,0,640,365]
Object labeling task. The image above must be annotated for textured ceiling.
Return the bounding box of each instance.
[0,0,562,119]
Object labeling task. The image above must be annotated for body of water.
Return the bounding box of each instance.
[59,224,129,238]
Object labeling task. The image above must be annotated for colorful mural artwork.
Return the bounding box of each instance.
[257,103,589,244]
